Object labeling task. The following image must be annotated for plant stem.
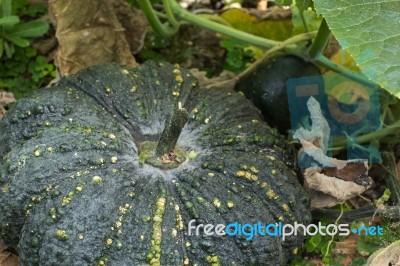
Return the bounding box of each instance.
[238,31,317,79]
[156,103,189,156]
[168,0,284,49]
[137,0,178,37]
[313,54,377,87]
[332,119,400,148]
[162,0,179,27]
[299,11,310,33]
[196,14,232,26]
[309,19,377,87]
[140,0,376,88]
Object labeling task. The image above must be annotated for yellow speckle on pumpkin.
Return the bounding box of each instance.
[184,257,190,265]
[122,69,129,74]
[92,176,103,183]
[188,150,198,159]
[131,85,137,92]
[106,238,113,245]
[227,200,234,208]
[282,204,290,212]
[119,206,128,215]
[236,171,245,177]
[175,73,183,84]
[293,247,298,255]
[207,173,215,177]
[237,171,257,181]
[55,229,68,239]
[47,147,53,152]
[2,184,9,193]
[172,91,180,96]
[266,189,276,199]
[250,166,259,173]
[108,133,116,140]
[206,255,220,265]
[271,169,277,175]
[111,156,118,164]
[33,149,41,157]
[78,234,84,240]
[61,192,74,206]
[213,198,221,208]
[75,186,83,192]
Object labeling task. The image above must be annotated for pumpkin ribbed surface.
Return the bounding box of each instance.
[0,61,310,265]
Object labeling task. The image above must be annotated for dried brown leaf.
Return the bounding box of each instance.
[0,241,19,266]
[366,240,400,266]
[305,169,371,208]
[0,91,16,120]
[49,0,139,75]
[0,91,15,107]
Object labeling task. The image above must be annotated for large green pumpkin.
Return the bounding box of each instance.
[0,61,310,265]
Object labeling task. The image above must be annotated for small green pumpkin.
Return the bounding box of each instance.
[235,54,321,133]
[0,61,310,265]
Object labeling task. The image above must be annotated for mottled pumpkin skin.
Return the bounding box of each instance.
[0,61,310,265]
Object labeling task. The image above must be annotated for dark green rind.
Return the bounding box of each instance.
[235,54,321,134]
[0,61,310,265]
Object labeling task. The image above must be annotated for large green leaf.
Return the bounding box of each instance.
[313,0,400,97]
[0,15,19,26]
[8,20,49,38]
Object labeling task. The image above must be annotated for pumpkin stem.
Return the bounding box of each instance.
[156,102,189,156]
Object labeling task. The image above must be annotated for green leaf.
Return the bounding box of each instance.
[220,9,293,41]
[1,0,12,17]
[4,35,29,47]
[357,236,381,256]
[313,0,400,97]
[0,39,3,58]
[8,20,49,38]
[309,233,322,248]
[0,15,19,26]
[3,40,13,58]
[292,5,321,34]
